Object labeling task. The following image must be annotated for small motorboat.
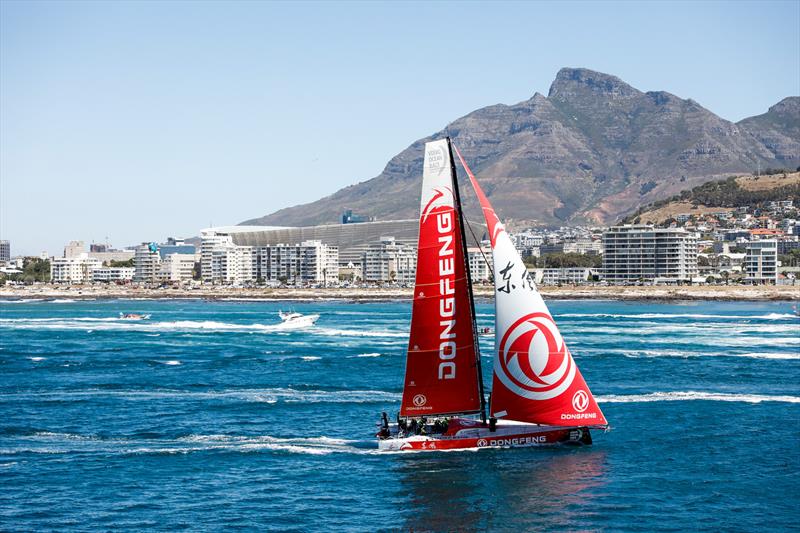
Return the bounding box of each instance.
[278,311,319,328]
[478,326,494,337]
[119,313,151,320]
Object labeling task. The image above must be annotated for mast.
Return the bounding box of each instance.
[446,137,487,422]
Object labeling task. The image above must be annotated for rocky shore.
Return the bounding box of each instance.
[1,284,798,302]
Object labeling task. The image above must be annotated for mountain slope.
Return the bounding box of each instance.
[244,68,800,227]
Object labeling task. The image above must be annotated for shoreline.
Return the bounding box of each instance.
[1,285,798,302]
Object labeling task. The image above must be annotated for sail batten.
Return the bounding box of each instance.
[399,139,483,417]
[453,143,607,427]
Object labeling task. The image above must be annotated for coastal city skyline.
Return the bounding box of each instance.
[2,1,800,255]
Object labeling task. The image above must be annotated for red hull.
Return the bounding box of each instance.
[377,418,595,451]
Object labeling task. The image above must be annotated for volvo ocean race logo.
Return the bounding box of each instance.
[476,439,488,447]
[412,394,427,407]
[572,390,589,412]
[425,145,447,177]
[496,312,577,401]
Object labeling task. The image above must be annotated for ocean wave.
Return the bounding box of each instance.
[580,348,800,360]
[558,312,796,321]
[597,391,800,404]
[0,318,408,337]
[0,388,402,404]
[351,352,382,358]
[314,327,407,338]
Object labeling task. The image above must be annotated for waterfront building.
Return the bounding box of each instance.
[744,240,778,284]
[134,243,162,283]
[90,267,135,283]
[50,253,103,283]
[160,253,197,282]
[0,240,10,262]
[254,240,338,285]
[363,237,416,283]
[467,246,493,282]
[210,245,253,285]
[602,225,698,283]
[539,268,595,285]
[200,231,254,284]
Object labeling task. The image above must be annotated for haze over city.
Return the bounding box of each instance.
[1,0,798,255]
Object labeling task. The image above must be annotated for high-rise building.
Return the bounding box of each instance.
[254,240,338,285]
[134,243,162,283]
[0,240,10,262]
[200,231,254,284]
[744,240,778,284]
[363,236,416,283]
[50,254,103,283]
[467,246,493,282]
[159,253,197,282]
[602,225,698,283]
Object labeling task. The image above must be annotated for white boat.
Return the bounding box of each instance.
[278,311,319,328]
[119,313,151,320]
[377,138,608,452]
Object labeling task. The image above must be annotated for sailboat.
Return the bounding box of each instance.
[377,138,607,451]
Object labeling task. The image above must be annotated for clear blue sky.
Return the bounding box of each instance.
[1,0,798,256]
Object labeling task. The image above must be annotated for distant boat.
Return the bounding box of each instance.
[478,326,494,337]
[119,313,151,320]
[377,138,607,452]
[278,311,319,328]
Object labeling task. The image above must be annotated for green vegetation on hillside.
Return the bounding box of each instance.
[623,174,800,223]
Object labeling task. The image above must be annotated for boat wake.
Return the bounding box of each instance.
[0,432,377,456]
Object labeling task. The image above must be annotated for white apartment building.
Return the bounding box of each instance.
[467,247,493,282]
[134,243,162,283]
[210,245,254,285]
[363,236,416,283]
[602,225,699,283]
[254,240,338,285]
[50,253,103,283]
[744,240,778,284]
[160,253,196,283]
[539,267,595,285]
[90,267,135,283]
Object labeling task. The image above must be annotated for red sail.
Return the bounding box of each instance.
[400,139,482,417]
[453,144,607,427]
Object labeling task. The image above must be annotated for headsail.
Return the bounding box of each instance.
[453,144,607,427]
[400,139,482,417]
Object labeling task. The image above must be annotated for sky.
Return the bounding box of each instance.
[1,0,799,256]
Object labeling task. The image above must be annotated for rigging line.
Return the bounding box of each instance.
[464,215,494,284]
[450,141,494,284]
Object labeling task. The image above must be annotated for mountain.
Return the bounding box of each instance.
[243,68,800,228]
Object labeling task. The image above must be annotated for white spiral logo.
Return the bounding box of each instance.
[496,313,576,401]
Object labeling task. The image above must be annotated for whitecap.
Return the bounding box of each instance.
[597,391,800,404]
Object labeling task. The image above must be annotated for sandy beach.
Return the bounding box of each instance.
[0,284,797,301]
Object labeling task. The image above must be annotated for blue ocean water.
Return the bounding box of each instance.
[0,298,798,532]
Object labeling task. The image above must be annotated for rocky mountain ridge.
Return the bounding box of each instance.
[244,68,799,228]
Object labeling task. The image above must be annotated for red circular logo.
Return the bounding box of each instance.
[496,312,575,400]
